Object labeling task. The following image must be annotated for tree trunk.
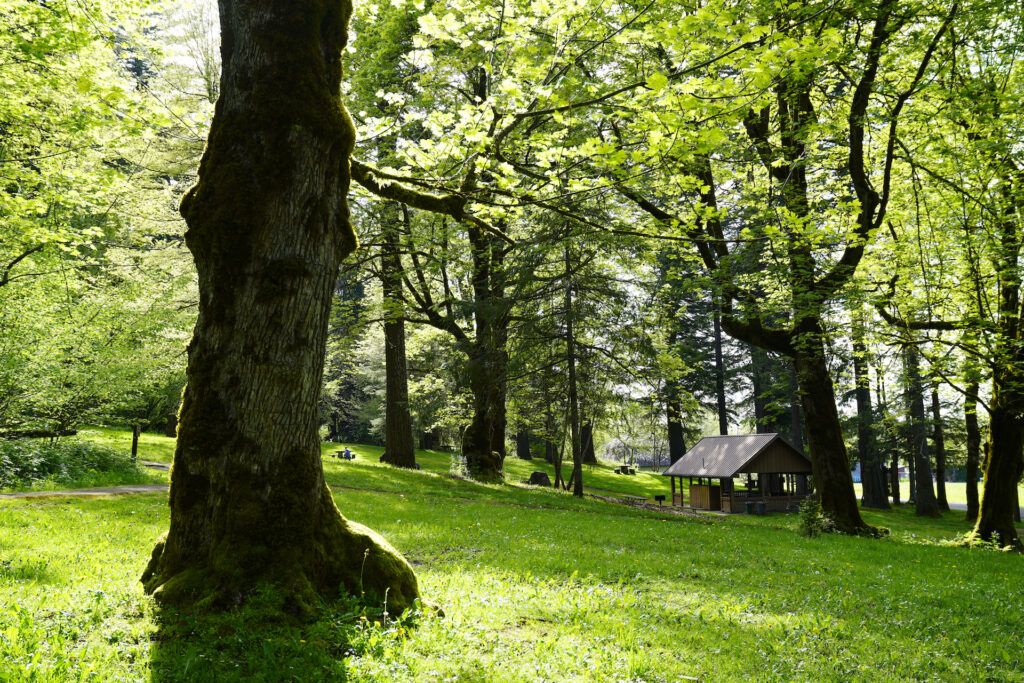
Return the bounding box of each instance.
[380,208,416,468]
[713,301,728,435]
[890,450,901,505]
[969,373,1024,549]
[666,386,686,464]
[853,317,889,509]
[907,429,917,503]
[788,362,803,450]
[751,345,768,434]
[964,380,981,522]
[164,413,178,438]
[142,1,418,614]
[792,337,872,534]
[515,429,531,460]
[906,347,939,517]
[565,246,583,497]
[131,424,140,463]
[930,385,950,511]
[581,420,597,465]
[462,341,507,479]
[460,224,509,480]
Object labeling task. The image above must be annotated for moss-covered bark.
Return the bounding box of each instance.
[967,370,1024,550]
[142,0,419,614]
[793,340,875,535]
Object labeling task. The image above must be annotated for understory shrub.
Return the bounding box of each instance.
[798,497,837,537]
[0,438,150,490]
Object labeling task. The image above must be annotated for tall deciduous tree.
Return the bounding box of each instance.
[142,0,418,613]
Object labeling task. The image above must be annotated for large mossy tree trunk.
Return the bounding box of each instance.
[969,367,1024,549]
[142,0,418,615]
[380,210,416,468]
[460,224,509,480]
[462,338,507,479]
[968,169,1023,548]
[792,334,870,533]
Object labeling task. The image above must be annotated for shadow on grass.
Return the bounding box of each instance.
[148,588,422,683]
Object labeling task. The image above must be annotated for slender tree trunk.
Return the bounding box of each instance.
[906,346,939,517]
[890,451,901,505]
[907,429,917,503]
[380,207,415,468]
[930,385,949,511]
[875,366,900,504]
[564,246,583,497]
[964,380,981,522]
[544,403,556,465]
[131,424,140,463]
[853,318,889,509]
[142,1,418,613]
[713,301,728,435]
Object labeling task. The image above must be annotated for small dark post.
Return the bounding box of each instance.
[131,424,141,463]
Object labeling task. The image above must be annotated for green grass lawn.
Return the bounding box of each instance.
[80,427,177,464]
[2,429,1022,681]
[854,480,1024,507]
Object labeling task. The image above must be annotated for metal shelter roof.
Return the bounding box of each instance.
[661,433,811,478]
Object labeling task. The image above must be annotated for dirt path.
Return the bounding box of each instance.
[0,484,168,500]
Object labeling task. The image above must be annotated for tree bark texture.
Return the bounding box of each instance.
[788,362,804,450]
[142,0,418,614]
[964,380,981,522]
[970,366,1024,548]
[666,387,686,464]
[751,345,768,434]
[792,337,870,534]
[515,429,532,460]
[564,246,583,497]
[581,420,597,465]
[967,173,1023,548]
[930,386,950,512]
[460,225,509,480]
[713,302,728,435]
[905,347,939,517]
[853,319,889,509]
[380,209,416,468]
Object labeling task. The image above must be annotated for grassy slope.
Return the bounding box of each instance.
[1,430,1022,681]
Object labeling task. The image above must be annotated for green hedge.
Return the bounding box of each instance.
[0,439,151,490]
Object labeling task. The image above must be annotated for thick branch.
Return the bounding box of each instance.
[350,158,514,245]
